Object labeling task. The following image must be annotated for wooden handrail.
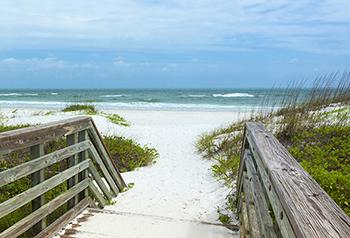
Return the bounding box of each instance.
[0,117,126,238]
[237,122,350,238]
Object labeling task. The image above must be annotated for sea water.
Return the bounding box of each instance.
[0,88,307,111]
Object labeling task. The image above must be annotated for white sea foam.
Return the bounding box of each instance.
[186,94,207,98]
[0,93,22,96]
[0,100,272,112]
[0,93,38,96]
[51,93,58,95]
[100,94,125,98]
[212,93,254,98]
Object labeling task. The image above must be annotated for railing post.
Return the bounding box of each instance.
[78,130,89,200]
[30,143,46,233]
[67,133,79,209]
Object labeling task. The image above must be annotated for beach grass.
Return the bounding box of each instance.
[62,104,98,115]
[196,71,350,218]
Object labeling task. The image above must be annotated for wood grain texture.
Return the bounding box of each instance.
[0,160,89,219]
[30,143,46,234]
[0,179,89,238]
[87,141,120,196]
[89,179,107,208]
[88,120,126,189]
[0,141,90,187]
[34,197,90,238]
[245,122,350,238]
[0,116,91,155]
[88,160,113,201]
[244,150,277,238]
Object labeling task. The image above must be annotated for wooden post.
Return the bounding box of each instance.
[67,133,79,209]
[30,143,46,234]
[78,130,89,200]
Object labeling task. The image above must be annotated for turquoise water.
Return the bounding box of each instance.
[0,89,304,111]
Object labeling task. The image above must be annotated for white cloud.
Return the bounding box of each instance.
[0,1,348,54]
[0,57,94,69]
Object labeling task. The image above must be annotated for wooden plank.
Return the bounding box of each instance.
[78,130,89,200]
[67,133,79,209]
[0,160,89,219]
[87,142,120,195]
[30,143,46,234]
[88,120,126,189]
[0,179,89,238]
[89,179,107,208]
[0,116,91,155]
[244,150,277,238]
[34,197,90,238]
[239,193,248,238]
[0,141,90,187]
[246,122,350,238]
[242,172,261,238]
[246,133,295,238]
[88,160,113,201]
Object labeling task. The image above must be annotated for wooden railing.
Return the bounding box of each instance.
[0,117,126,238]
[237,122,350,238]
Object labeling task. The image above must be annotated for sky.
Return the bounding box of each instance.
[0,0,349,88]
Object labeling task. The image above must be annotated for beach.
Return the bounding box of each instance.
[1,107,246,237]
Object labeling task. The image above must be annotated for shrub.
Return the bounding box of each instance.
[62,104,97,115]
[104,113,130,127]
[104,136,158,172]
[287,125,350,215]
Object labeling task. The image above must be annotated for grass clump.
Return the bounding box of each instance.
[62,104,98,115]
[104,136,158,172]
[103,113,130,127]
[0,124,31,133]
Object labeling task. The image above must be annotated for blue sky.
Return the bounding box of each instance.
[0,0,349,88]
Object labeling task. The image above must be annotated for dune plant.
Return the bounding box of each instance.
[62,104,98,115]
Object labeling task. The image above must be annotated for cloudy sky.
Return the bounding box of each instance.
[0,0,349,88]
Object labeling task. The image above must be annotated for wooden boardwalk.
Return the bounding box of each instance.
[0,118,349,237]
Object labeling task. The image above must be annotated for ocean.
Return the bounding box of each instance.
[0,89,304,111]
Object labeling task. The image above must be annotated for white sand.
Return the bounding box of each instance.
[1,108,247,237]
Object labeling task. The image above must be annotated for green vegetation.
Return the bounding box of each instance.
[62,104,130,126]
[104,136,158,172]
[288,125,350,215]
[62,104,98,115]
[103,113,130,127]
[196,72,350,221]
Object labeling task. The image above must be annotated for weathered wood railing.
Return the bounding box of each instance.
[237,122,350,238]
[0,116,126,238]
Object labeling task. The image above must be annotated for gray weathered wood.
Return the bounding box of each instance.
[30,143,46,233]
[34,197,90,238]
[67,132,79,208]
[240,200,250,238]
[0,179,89,238]
[87,141,120,195]
[244,150,277,238]
[88,120,126,189]
[0,141,90,187]
[242,172,261,238]
[0,160,89,219]
[78,130,89,199]
[88,160,113,201]
[0,116,91,155]
[89,179,107,208]
[243,122,350,238]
